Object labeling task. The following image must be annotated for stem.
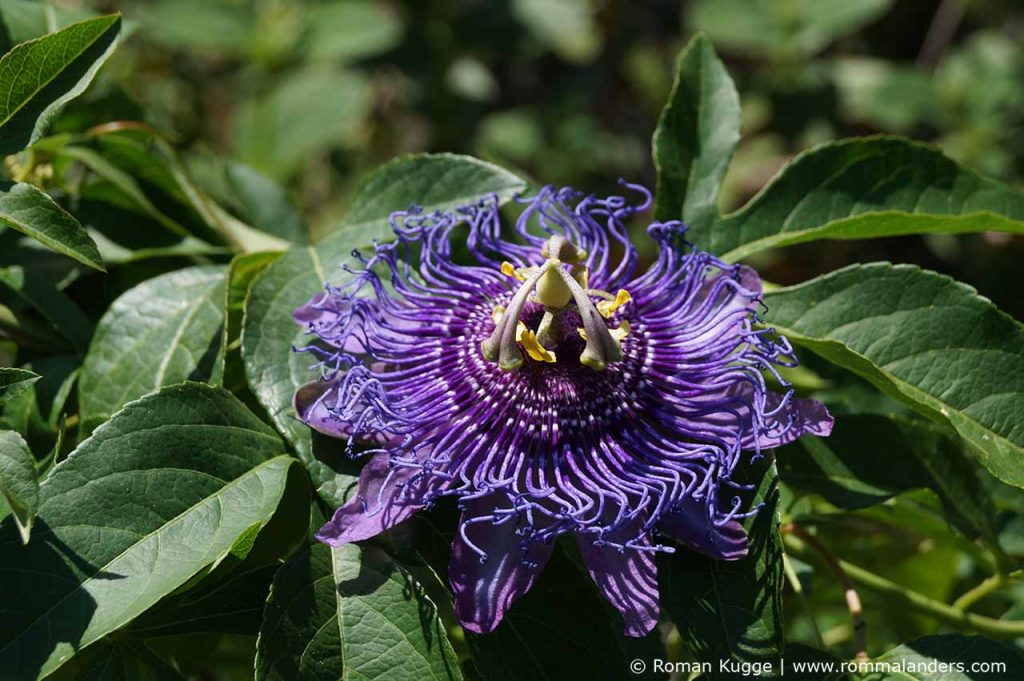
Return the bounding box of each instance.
[953,574,1011,612]
[782,553,827,649]
[784,535,1024,639]
[783,525,868,662]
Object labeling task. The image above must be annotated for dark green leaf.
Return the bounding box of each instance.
[653,34,739,229]
[703,138,1024,262]
[0,355,78,455]
[0,382,297,678]
[0,14,120,154]
[255,542,462,681]
[130,563,279,638]
[0,264,93,352]
[778,413,998,540]
[466,541,650,681]
[764,263,1024,488]
[53,638,186,681]
[0,428,36,543]
[0,366,39,402]
[335,153,528,247]
[79,266,227,434]
[861,635,1024,679]
[660,460,783,676]
[0,183,103,270]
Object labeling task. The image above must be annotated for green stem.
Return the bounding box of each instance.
[953,573,1012,612]
[784,535,1024,639]
[782,553,827,649]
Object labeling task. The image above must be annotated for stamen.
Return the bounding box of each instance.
[501,261,528,281]
[597,289,632,318]
[557,266,623,370]
[517,324,557,363]
[481,265,547,370]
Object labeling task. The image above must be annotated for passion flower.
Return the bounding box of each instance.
[294,183,832,636]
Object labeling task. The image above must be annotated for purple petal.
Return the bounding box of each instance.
[576,522,660,637]
[448,496,554,634]
[657,497,749,560]
[753,392,834,449]
[294,379,353,440]
[315,454,429,546]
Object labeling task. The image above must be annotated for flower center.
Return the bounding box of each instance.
[480,236,632,372]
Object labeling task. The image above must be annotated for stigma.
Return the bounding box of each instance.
[481,236,631,372]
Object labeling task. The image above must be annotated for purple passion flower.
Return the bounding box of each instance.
[293,182,833,637]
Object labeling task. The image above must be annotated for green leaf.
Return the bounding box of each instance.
[225,162,308,244]
[0,355,78,455]
[704,138,1024,262]
[0,382,298,678]
[0,183,104,270]
[78,266,227,435]
[135,0,254,56]
[335,153,528,247]
[0,264,93,352]
[512,0,601,63]
[861,635,1024,679]
[778,414,998,540]
[243,155,525,504]
[0,429,36,543]
[223,251,282,393]
[0,366,39,403]
[660,460,783,675]
[241,234,363,507]
[764,263,1024,488]
[52,638,186,681]
[303,1,402,63]
[0,14,120,154]
[255,542,462,681]
[231,67,371,180]
[0,0,96,45]
[466,542,645,681]
[690,0,893,59]
[653,34,739,229]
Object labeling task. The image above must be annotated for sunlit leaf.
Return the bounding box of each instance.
[79,266,227,434]
[0,429,36,543]
[0,183,103,271]
[653,34,739,230]
[0,14,120,154]
[255,542,462,681]
[764,263,1024,488]
[0,383,299,678]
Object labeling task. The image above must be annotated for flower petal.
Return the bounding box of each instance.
[315,453,429,546]
[575,522,660,637]
[754,392,834,449]
[449,496,555,633]
[657,497,749,560]
[294,379,352,440]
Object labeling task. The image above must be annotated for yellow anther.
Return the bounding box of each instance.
[516,323,557,363]
[578,319,630,342]
[597,289,632,318]
[501,261,527,281]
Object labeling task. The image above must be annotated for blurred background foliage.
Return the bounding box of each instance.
[2,0,1023,677]
[54,0,1022,320]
